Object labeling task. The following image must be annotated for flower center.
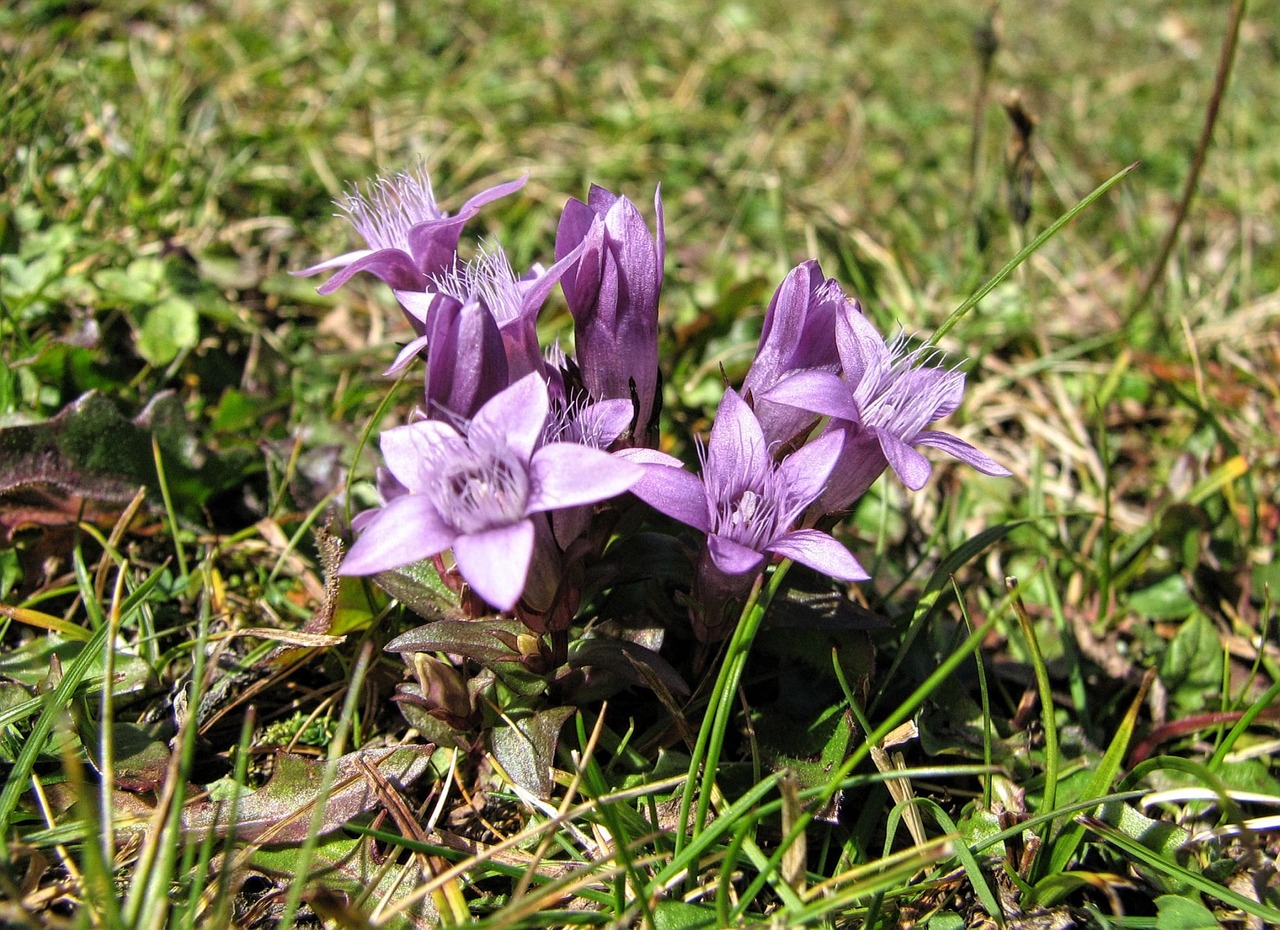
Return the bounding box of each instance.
[339,165,443,252]
[430,441,529,534]
[713,484,781,552]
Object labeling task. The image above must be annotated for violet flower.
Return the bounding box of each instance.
[555,186,664,447]
[764,308,1010,516]
[342,373,643,612]
[741,260,850,451]
[622,389,867,641]
[295,164,526,301]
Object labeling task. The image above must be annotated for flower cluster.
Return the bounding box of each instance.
[301,165,1009,639]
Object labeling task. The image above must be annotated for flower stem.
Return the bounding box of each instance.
[675,560,793,859]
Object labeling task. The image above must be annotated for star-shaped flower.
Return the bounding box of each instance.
[764,308,1010,514]
[295,164,526,298]
[342,373,643,611]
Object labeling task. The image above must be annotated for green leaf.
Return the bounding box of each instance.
[373,558,465,622]
[1129,574,1196,620]
[1159,612,1223,716]
[489,706,575,799]
[386,617,529,665]
[1154,894,1220,930]
[653,901,722,930]
[137,296,199,366]
[248,831,439,930]
[181,746,432,843]
[94,260,163,304]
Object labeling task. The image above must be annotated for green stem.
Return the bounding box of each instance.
[674,561,793,860]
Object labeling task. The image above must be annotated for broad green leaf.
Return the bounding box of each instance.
[373,558,465,623]
[490,706,575,799]
[137,296,199,366]
[248,831,439,930]
[181,746,432,843]
[1154,894,1220,930]
[1129,574,1197,620]
[1159,612,1223,716]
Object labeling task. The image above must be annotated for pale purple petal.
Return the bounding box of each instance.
[314,248,425,295]
[293,248,373,278]
[380,420,462,492]
[774,429,843,516]
[624,463,711,532]
[526,445,642,511]
[341,496,457,576]
[615,448,684,469]
[457,175,528,216]
[452,519,535,610]
[766,529,868,582]
[877,430,932,490]
[914,430,1011,476]
[707,389,769,485]
[519,238,585,317]
[555,205,601,302]
[384,334,432,377]
[566,398,634,448]
[471,373,548,459]
[835,304,889,388]
[764,370,861,422]
[707,534,766,577]
[394,290,439,328]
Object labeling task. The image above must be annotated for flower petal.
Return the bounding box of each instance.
[766,529,868,582]
[314,247,425,295]
[526,445,642,511]
[835,304,889,390]
[707,533,766,576]
[471,373,549,460]
[452,520,535,611]
[774,428,843,517]
[914,430,1011,476]
[877,430,932,490]
[383,333,432,377]
[457,174,528,217]
[380,419,462,492]
[341,496,457,576]
[293,248,373,278]
[394,289,439,328]
[763,370,861,422]
[706,389,769,486]
[617,458,711,532]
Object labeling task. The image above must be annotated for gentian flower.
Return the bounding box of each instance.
[295,164,526,298]
[555,186,664,447]
[741,260,849,451]
[342,373,643,612]
[622,389,867,640]
[764,308,1010,516]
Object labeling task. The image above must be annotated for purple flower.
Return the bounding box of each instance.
[555,186,664,446]
[741,261,850,450]
[764,308,1010,515]
[622,389,866,640]
[428,244,583,384]
[342,373,643,611]
[295,164,526,299]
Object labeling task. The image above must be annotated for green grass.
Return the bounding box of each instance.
[2,0,1278,927]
